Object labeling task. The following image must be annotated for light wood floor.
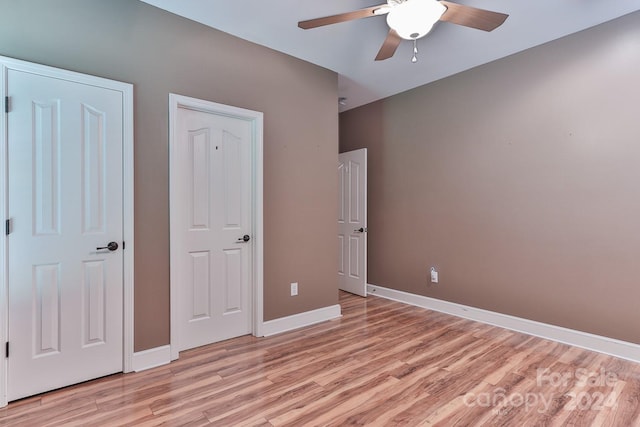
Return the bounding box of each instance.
[2,291,640,426]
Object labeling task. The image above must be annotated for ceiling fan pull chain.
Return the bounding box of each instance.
[411,39,418,63]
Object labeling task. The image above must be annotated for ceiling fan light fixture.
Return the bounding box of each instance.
[386,0,447,40]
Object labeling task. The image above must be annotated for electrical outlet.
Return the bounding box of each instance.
[291,282,298,296]
[430,268,439,284]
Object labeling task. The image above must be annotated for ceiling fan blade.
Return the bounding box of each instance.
[439,1,508,32]
[375,29,402,61]
[298,5,388,30]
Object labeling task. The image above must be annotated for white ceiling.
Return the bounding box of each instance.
[140,0,640,111]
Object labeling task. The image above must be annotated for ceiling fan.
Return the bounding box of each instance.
[298,0,509,62]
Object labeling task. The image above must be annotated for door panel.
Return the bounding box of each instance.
[33,263,61,356]
[349,236,361,278]
[223,248,243,313]
[189,251,211,320]
[189,129,211,229]
[81,104,108,234]
[338,149,367,297]
[175,106,252,352]
[7,69,124,401]
[349,162,361,223]
[83,260,107,345]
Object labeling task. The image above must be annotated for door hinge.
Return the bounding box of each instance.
[4,96,9,113]
[5,219,10,235]
[5,342,8,358]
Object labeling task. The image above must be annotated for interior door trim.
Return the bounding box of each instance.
[168,93,264,360]
[0,55,135,407]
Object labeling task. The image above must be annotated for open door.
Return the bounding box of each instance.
[338,148,367,297]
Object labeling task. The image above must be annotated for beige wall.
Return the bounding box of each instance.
[340,11,640,344]
[0,0,339,351]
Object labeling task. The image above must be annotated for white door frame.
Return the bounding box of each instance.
[0,55,135,406]
[169,94,264,360]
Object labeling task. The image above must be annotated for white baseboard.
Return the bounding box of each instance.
[367,284,640,364]
[261,304,342,337]
[131,345,171,372]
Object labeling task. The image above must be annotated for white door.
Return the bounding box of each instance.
[172,102,253,352]
[6,69,124,401]
[338,149,367,297]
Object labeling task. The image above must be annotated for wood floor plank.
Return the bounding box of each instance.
[204,381,326,425]
[268,372,399,426]
[2,291,640,426]
[1,396,98,427]
[325,368,440,426]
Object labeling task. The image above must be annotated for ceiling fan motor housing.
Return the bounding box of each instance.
[386,0,447,40]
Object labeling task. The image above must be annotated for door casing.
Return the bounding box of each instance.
[169,94,264,360]
[0,55,135,407]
